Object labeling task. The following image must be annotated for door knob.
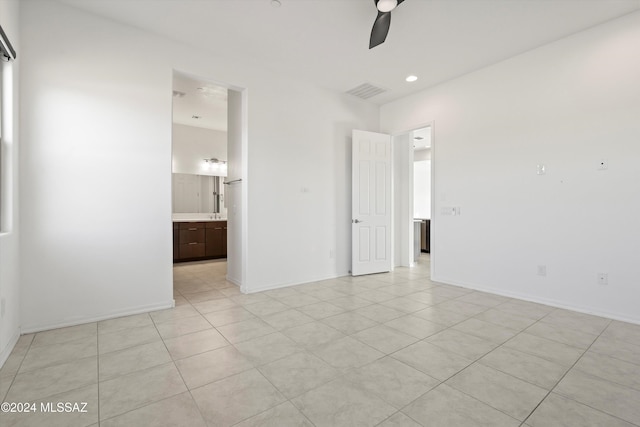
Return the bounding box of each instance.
[353,219,364,223]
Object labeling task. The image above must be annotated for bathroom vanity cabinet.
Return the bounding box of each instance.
[173,220,227,262]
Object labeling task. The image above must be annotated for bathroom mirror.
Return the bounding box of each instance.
[172,173,226,214]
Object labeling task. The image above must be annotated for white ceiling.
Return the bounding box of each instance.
[173,72,228,131]
[57,0,640,105]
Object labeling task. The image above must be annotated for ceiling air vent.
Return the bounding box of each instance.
[346,83,387,100]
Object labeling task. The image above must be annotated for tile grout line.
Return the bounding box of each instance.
[517,317,616,427]
[386,301,575,426]
[11,256,635,427]
[150,303,210,427]
[405,345,521,425]
[1,333,36,403]
[179,266,432,425]
[177,264,318,426]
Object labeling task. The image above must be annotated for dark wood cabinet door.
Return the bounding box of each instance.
[205,228,225,257]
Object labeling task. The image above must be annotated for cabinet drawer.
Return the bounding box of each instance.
[179,222,205,230]
[179,242,205,259]
[179,229,205,244]
[205,221,227,229]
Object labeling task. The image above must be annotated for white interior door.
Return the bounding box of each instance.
[352,130,392,276]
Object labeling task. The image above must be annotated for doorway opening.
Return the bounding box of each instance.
[171,70,247,293]
[411,126,432,270]
[392,123,434,276]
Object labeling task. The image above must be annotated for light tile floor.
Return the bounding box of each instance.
[2,255,640,426]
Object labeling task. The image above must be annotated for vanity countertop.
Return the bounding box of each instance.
[173,218,227,222]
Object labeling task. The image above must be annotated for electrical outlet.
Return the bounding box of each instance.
[597,273,608,286]
[537,164,546,175]
[537,265,547,277]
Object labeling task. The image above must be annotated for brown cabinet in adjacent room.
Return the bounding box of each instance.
[420,219,431,253]
[205,221,227,258]
[173,221,227,262]
[173,223,180,260]
[178,222,205,260]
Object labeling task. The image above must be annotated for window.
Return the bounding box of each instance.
[0,57,5,230]
[0,23,16,232]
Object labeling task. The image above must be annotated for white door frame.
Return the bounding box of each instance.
[391,121,435,277]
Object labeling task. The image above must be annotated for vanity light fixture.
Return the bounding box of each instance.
[202,158,228,173]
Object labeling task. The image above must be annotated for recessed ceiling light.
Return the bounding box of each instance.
[377,0,398,13]
[406,75,418,82]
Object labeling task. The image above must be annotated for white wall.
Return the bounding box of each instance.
[245,85,379,291]
[172,124,227,176]
[226,89,244,287]
[413,155,431,219]
[19,2,175,331]
[0,0,21,367]
[393,134,412,267]
[19,1,378,330]
[381,11,640,323]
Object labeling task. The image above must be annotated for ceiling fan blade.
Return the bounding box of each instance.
[369,11,391,49]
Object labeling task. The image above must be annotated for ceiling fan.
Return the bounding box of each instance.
[369,0,405,49]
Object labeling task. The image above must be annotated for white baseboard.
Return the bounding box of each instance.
[0,329,21,370]
[226,275,241,287]
[431,274,640,326]
[244,271,347,294]
[21,300,174,334]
